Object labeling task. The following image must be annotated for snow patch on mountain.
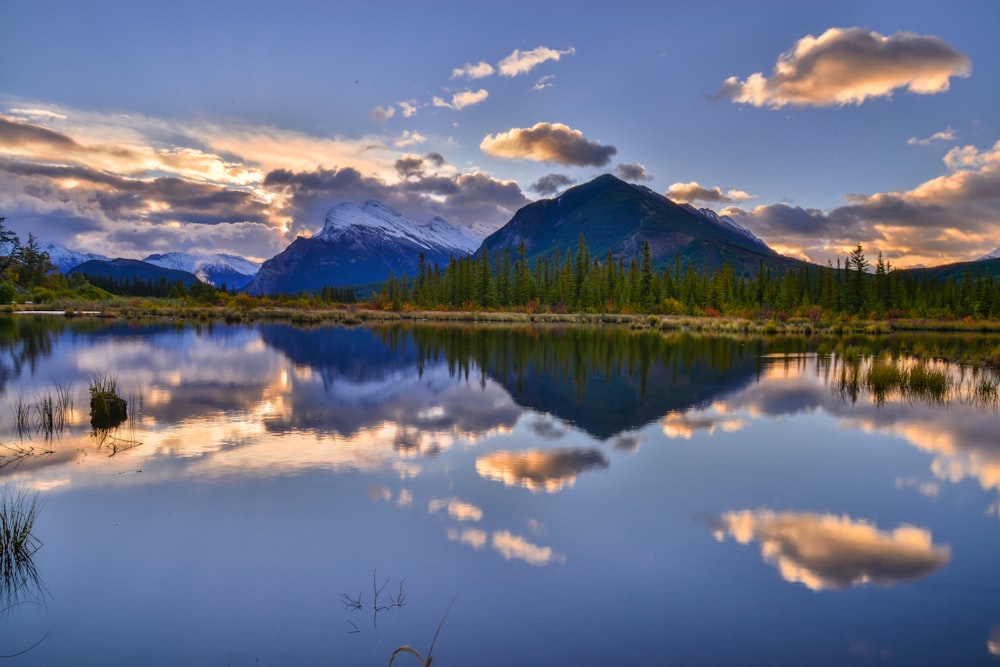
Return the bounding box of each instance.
[976,248,1000,261]
[43,243,110,274]
[319,201,480,254]
[681,204,770,250]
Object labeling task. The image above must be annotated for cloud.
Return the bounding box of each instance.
[398,100,419,118]
[447,527,488,550]
[394,130,426,148]
[395,154,426,179]
[424,151,446,167]
[481,122,617,167]
[429,497,483,522]
[261,165,526,235]
[0,104,525,258]
[661,409,745,439]
[530,173,576,196]
[367,105,395,122]
[712,509,951,591]
[475,447,608,493]
[498,46,575,77]
[717,27,971,108]
[531,75,556,92]
[724,138,1000,265]
[615,162,653,182]
[666,181,755,205]
[451,61,495,79]
[908,128,956,146]
[7,107,69,120]
[432,89,489,111]
[491,530,564,566]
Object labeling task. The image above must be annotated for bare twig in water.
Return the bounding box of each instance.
[390,578,407,608]
[341,591,362,611]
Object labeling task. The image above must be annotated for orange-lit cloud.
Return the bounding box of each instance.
[660,409,745,439]
[713,509,950,591]
[480,122,616,166]
[666,181,754,204]
[475,447,608,493]
[718,27,970,108]
[724,138,1000,266]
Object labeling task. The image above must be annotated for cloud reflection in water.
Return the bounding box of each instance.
[475,448,609,493]
[712,509,951,591]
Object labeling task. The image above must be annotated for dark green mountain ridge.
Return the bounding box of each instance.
[477,174,810,276]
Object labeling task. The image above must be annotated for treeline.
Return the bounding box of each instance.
[378,237,1000,320]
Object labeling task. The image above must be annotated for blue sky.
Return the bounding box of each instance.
[1,0,998,267]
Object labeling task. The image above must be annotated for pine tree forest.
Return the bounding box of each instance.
[377,237,1000,320]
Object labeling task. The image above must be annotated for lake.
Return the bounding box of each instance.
[0,316,999,666]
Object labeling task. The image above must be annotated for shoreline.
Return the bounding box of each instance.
[8,302,1000,335]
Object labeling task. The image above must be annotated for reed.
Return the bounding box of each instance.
[11,397,30,440]
[0,486,43,611]
[862,357,952,403]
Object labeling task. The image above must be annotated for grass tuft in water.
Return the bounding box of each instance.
[89,374,127,429]
[862,357,951,404]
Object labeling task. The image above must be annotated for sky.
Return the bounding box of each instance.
[1,0,998,268]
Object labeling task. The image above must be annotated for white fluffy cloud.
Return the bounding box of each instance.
[498,46,575,77]
[451,61,495,79]
[432,88,489,111]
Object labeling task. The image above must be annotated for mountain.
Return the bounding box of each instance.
[977,248,1000,262]
[244,200,481,296]
[897,257,1000,282]
[43,243,110,274]
[143,252,260,290]
[478,173,805,275]
[69,258,203,288]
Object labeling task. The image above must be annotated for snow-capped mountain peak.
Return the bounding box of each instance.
[318,201,480,253]
[143,252,261,289]
[976,248,1000,262]
[42,243,111,274]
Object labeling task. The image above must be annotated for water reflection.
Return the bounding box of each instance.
[712,509,951,591]
[476,448,609,493]
[1,319,999,664]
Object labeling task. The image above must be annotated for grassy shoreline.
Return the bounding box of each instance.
[6,299,1000,370]
[9,299,1000,334]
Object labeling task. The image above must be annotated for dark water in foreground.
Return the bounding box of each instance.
[0,317,999,666]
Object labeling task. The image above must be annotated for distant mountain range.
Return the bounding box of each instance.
[42,174,1000,297]
[143,252,260,290]
[45,243,260,290]
[244,200,481,296]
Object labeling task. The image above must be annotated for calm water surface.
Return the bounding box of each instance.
[0,317,999,666]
